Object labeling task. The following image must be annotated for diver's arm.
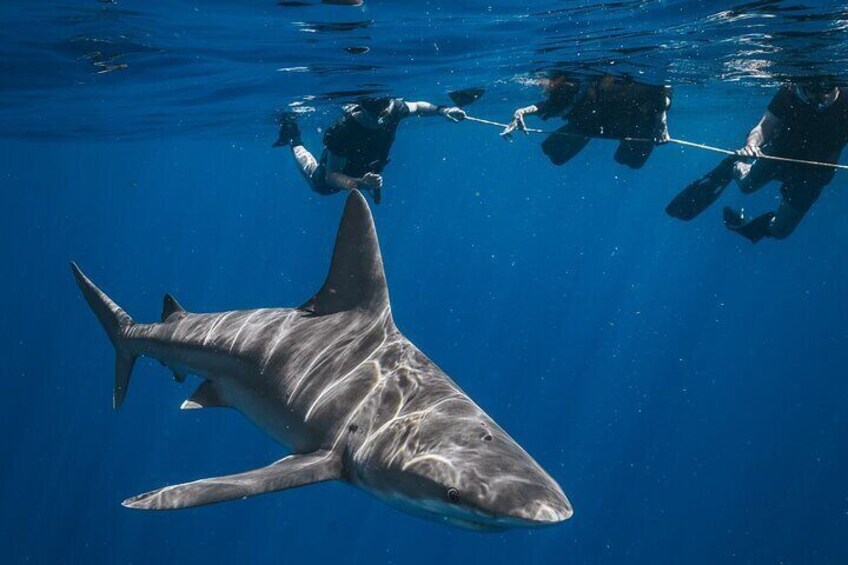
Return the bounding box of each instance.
[737,111,781,157]
[322,151,381,192]
[404,101,466,122]
[501,105,539,139]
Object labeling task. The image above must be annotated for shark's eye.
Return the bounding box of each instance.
[446,488,460,503]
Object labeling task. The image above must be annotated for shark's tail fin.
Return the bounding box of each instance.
[70,262,137,410]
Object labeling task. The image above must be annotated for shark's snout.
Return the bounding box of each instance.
[509,495,573,525]
[499,478,573,527]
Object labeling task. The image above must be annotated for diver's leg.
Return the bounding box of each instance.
[614,140,653,169]
[723,178,824,243]
[767,177,825,239]
[541,125,590,166]
[273,114,338,196]
[735,158,778,194]
[291,145,319,183]
[292,147,342,195]
[722,160,782,238]
[766,199,806,240]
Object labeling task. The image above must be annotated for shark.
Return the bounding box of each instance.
[71,190,573,531]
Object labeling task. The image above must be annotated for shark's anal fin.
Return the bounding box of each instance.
[161,293,186,322]
[122,451,342,510]
[300,190,389,316]
[180,380,228,409]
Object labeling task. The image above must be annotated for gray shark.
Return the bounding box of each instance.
[72,190,572,531]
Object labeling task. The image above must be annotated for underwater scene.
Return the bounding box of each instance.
[3,0,848,563]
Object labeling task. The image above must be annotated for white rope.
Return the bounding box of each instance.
[464,115,848,171]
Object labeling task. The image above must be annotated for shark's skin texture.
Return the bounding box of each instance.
[72,190,572,531]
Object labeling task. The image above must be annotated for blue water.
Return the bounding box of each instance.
[3,1,848,563]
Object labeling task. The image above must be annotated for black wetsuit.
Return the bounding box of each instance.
[537,76,670,169]
[313,98,408,194]
[747,86,848,211]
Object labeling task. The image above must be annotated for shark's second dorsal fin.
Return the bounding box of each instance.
[161,294,186,322]
[300,190,389,316]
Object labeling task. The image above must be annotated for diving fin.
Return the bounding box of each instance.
[122,450,342,510]
[723,207,774,243]
[272,113,301,148]
[448,87,485,107]
[666,157,736,221]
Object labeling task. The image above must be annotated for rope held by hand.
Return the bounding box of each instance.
[463,115,848,171]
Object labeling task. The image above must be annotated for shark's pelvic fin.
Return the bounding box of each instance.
[300,190,389,316]
[161,293,186,322]
[180,380,228,409]
[70,262,136,410]
[122,450,342,510]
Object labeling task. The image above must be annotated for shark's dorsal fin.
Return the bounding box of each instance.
[300,190,389,316]
[161,294,186,322]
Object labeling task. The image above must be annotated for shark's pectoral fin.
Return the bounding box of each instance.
[122,450,342,510]
[180,380,228,409]
[299,190,390,317]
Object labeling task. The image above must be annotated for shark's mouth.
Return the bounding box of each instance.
[375,489,565,532]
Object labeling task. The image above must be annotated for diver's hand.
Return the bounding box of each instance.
[357,172,383,192]
[501,109,529,140]
[440,106,466,122]
[736,144,763,159]
[655,128,671,145]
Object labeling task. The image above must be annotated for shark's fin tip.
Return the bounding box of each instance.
[180,399,201,410]
[162,293,187,322]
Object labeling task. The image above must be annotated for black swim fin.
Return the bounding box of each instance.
[666,157,736,221]
[448,87,485,108]
[723,207,774,243]
[272,113,301,148]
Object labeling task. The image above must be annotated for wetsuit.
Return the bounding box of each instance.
[744,86,848,214]
[538,76,670,169]
[313,99,408,194]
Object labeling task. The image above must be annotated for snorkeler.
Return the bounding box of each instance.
[501,73,671,169]
[273,98,466,204]
[667,80,848,242]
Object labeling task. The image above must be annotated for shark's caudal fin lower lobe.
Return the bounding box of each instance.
[70,262,136,409]
[300,190,390,316]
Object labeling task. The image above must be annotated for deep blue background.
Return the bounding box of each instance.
[3,1,848,563]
